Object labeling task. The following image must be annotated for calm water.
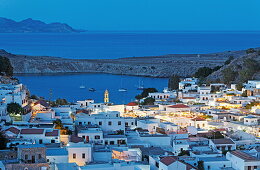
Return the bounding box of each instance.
[3,32,260,104]
[0,32,260,59]
[16,73,168,104]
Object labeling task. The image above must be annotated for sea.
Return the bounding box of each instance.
[0,31,260,104]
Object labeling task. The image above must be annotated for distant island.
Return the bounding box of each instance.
[0,17,85,33]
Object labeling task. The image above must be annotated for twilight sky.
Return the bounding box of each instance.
[0,0,260,31]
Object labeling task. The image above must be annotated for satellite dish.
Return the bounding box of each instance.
[187,126,198,135]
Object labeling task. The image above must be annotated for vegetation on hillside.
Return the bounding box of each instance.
[205,48,260,84]
[194,66,222,79]
[0,56,13,76]
[168,74,180,90]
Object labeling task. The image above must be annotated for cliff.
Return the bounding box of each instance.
[0,17,84,33]
[0,48,254,78]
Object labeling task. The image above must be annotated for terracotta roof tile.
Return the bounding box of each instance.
[70,135,84,143]
[126,102,138,106]
[231,151,259,161]
[168,104,190,108]
[5,127,20,135]
[160,156,177,166]
[211,138,235,145]
[45,130,59,136]
[20,129,44,134]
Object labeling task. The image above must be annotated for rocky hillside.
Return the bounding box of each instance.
[0,76,18,84]
[0,17,84,33]
[206,48,260,83]
[0,48,255,78]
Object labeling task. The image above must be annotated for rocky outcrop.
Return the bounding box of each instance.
[206,48,260,83]
[0,48,255,78]
[0,17,84,33]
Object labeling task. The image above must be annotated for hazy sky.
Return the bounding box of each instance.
[0,0,260,31]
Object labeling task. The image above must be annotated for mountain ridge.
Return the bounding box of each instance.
[0,17,85,33]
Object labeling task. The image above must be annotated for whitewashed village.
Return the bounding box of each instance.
[0,76,259,170]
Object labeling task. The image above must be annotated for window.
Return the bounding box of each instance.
[25,154,28,160]
[95,135,100,139]
[88,122,91,125]
[131,122,134,125]
[79,122,82,125]
[110,141,115,145]
[108,121,112,125]
[99,121,102,125]
[39,139,43,144]
[155,162,159,168]
[118,121,121,125]
[51,139,55,143]
[73,153,76,159]
[125,122,128,127]
[82,153,85,159]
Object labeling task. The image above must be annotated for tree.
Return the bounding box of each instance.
[142,97,155,105]
[135,88,158,99]
[236,83,243,91]
[224,56,234,65]
[53,119,63,129]
[222,67,237,84]
[50,98,69,107]
[168,75,180,90]
[241,91,247,97]
[30,95,39,100]
[178,150,190,156]
[194,67,213,78]
[198,161,204,170]
[0,131,8,150]
[246,48,256,54]
[0,56,13,76]
[55,98,69,105]
[7,103,24,115]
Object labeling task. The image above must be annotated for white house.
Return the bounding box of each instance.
[166,104,191,113]
[179,78,198,92]
[244,115,259,126]
[159,156,196,170]
[200,157,231,170]
[67,142,92,166]
[77,127,104,144]
[226,150,260,170]
[209,138,236,152]
[46,148,68,164]
[137,119,159,133]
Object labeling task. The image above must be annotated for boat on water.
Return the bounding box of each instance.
[89,88,96,92]
[79,85,86,89]
[137,86,145,90]
[136,79,145,90]
[118,88,127,92]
